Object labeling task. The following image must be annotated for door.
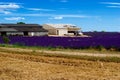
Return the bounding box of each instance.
[23,31,28,36]
[57,30,59,35]
[1,32,7,36]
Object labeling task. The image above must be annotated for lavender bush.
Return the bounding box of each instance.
[0,32,120,50]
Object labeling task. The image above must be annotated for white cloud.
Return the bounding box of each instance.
[0,2,21,14]
[27,8,41,11]
[27,8,55,11]
[101,2,120,8]
[5,17,25,21]
[62,15,91,18]
[0,9,11,14]
[54,16,63,19]
[50,16,63,20]
[50,0,68,3]
[0,2,23,5]
[0,3,20,9]
[101,2,120,5]
[0,12,95,19]
[107,6,120,8]
[16,13,92,18]
[6,13,93,18]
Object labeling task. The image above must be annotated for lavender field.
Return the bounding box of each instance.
[0,32,120,49]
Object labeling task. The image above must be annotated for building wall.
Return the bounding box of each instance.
[43,24,57,35]
[48,29,56,35]
[0,32,48,36]
[43,24,69,36]
[6,32,24,36]
[57,28,68,36]
[28,32,48,36]
[43,24,82,36]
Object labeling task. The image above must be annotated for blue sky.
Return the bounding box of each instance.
[0,0,120,32]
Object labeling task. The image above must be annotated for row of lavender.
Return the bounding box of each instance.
[0,33,120,49]
[83,32,120,38]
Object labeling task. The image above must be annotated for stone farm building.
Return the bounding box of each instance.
[43,24,82,36]
[0,24,48,36]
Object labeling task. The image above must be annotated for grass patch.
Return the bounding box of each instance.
[0,45,120,63]
[0,44,119,54]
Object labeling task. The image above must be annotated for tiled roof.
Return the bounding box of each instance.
[1,24,40,26]
[0,24,48,32]
[0,28,17,32]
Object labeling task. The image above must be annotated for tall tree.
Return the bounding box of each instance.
[17,22,25,24]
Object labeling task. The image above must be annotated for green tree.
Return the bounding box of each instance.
[17,22,25,24]
[2,36,10,44]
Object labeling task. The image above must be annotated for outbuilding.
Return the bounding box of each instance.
[0,24,48,36]
[43,24,81,36]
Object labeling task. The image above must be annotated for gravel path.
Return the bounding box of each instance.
[0,47,120,58]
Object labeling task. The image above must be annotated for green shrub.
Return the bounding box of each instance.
[95,45,106,51]
[14,42,25,47]
[2,36,10,44]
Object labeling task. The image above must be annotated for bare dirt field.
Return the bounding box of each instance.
[0,47,120,80]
